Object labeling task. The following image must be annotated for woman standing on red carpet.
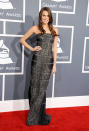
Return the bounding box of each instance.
[20,7,58,125]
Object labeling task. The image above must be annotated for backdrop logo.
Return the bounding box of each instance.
[56,26,74,63]
[0,0,25,22]
[0,39,13,64]
[0,0,13,9]
[82,38,89,73]
[0,35,23,74]
[57,38,63,54]
[40,0,76,13]
[51,0,67,2]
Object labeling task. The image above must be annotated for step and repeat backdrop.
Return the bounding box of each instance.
[0,0,89,108]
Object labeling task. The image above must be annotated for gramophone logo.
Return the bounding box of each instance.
[0,39,13,64]
[51,0,67,2]
[0,0,13,9]
[57,38,63,54]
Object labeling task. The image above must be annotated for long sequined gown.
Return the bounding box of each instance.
[26,33,54,125]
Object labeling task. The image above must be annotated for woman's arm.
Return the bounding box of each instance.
[20,26,36,51]
[52,27,58,66]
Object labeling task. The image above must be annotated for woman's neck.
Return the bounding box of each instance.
[42,24,49,31]
[42,23,48,28]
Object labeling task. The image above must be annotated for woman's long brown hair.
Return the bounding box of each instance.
[38,7,59,37]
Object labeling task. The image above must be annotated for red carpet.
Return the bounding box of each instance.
[0,106,89,131]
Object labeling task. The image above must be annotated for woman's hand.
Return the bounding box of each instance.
[32,46,42,51]
[51,64,56,74]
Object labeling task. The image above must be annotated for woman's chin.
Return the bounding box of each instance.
[42,21,49,24]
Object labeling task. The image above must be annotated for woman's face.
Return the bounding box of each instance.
[41,11,49,24]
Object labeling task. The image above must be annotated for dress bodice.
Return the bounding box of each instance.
[34,33,54,57]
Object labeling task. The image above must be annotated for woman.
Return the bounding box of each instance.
[20,7,58,126]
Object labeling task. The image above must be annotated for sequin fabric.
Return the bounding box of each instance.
[26,33,54,125]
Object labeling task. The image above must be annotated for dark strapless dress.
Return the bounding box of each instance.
[26,33,54,125]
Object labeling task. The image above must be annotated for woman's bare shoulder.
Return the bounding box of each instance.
[32,25,39,30]
[31,25,38,29]
[32,25,41,34]
[31,25,40,34]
